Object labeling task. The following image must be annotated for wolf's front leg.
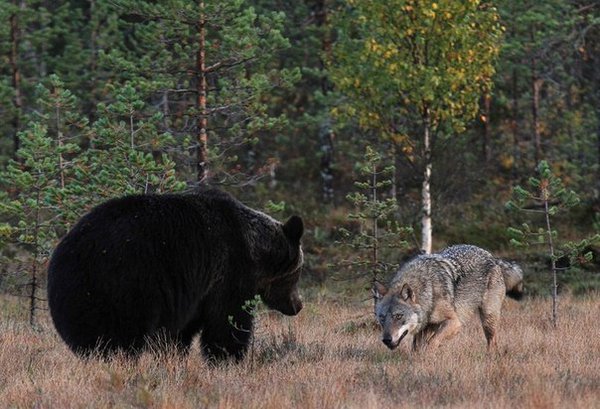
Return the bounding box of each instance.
[412,324,438,351]
[425,315,462,350]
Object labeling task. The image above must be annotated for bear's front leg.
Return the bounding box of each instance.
[200,311,253,362]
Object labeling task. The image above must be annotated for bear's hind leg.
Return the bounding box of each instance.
[175,318,204,355]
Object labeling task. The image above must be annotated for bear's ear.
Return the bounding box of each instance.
[283,215,303,244]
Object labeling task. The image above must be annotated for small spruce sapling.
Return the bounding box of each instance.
[506,160,599,327]
[336,146,412,310]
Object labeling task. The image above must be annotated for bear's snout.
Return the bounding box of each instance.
[276,293,303,316]
[290,296,303,315]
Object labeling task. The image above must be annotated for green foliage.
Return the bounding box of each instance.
[1,76,90,252]
[228,294,264,368]
[0,76,188,326]
[89,83,186,197]
[241,294,264,318]
[336,146,412,284]
[329,0,503,252]
[0,78,87,325]
[264,200,286,214]
[103,0,299,183]
[1,124,65,250]
[493,0,600,184]
[506,160,598,262]
[507,160,599,325]
[228,295,264,331]
[329,0,503,136]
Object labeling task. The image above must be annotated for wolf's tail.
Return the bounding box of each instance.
[497,260,524,300]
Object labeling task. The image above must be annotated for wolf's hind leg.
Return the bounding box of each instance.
[479,305,501,350]
[480,267,506,350]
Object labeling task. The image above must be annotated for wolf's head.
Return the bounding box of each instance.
[498,259,524,300]
[373,281,421,350]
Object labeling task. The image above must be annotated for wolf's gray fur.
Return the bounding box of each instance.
[373,244,523,351]
[496,259,524,300]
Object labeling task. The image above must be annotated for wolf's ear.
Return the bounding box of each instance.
[372,281,388,300]
[400,284,414,302]
[283,215,304,244]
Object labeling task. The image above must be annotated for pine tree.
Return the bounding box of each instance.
[88,83,186,198]
[493,0,599,189]
[250,0,340,201]
[507,160,600,327]
[102,0,298,185]
[337,146,411,308]
[0,0,46,159]
[0,76,87,326]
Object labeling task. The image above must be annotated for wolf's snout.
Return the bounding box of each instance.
[382,337,397,350]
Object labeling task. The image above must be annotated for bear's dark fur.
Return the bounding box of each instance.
[47,188,304,361]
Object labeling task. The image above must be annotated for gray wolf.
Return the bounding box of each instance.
[48,188,303,361]
[373,244,523,351]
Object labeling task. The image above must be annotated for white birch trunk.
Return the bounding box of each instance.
[421,116,433,254]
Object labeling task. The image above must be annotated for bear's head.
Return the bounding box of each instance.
[257,215,304,316]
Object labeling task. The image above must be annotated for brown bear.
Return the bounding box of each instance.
[47,188,304,361]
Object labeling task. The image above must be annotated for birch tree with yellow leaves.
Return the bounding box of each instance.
[329,0,503,253]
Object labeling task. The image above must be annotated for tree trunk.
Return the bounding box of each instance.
[195,1,209,184]
[595,54,600,199]
[319,123,334,203]
[530,26,542,166]
[421,112,433,254]
[10,3,22,156]
[29,186,42,328]
[55,90,65,189]
[596,103,600,198]
[542,190,558,328]
[317,0,332,92]
[371,162,379,308]
[531,57,542,165]
[316,0,334,203]
[482,93,491,163]
[87,0,98,126]
[511,68,519,179]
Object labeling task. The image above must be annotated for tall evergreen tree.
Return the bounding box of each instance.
[249,1,338,200]
[495,0,555,170]
[102,0,297,185]
[0,0,46,159]
[88,83,186,198]
[0,76,88,326]
[576,1,600,198]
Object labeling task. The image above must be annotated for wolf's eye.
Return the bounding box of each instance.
[393,313,403,320]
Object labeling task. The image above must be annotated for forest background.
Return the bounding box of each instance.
[1,0,600,324]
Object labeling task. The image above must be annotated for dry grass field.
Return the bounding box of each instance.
[0,293,599,409]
